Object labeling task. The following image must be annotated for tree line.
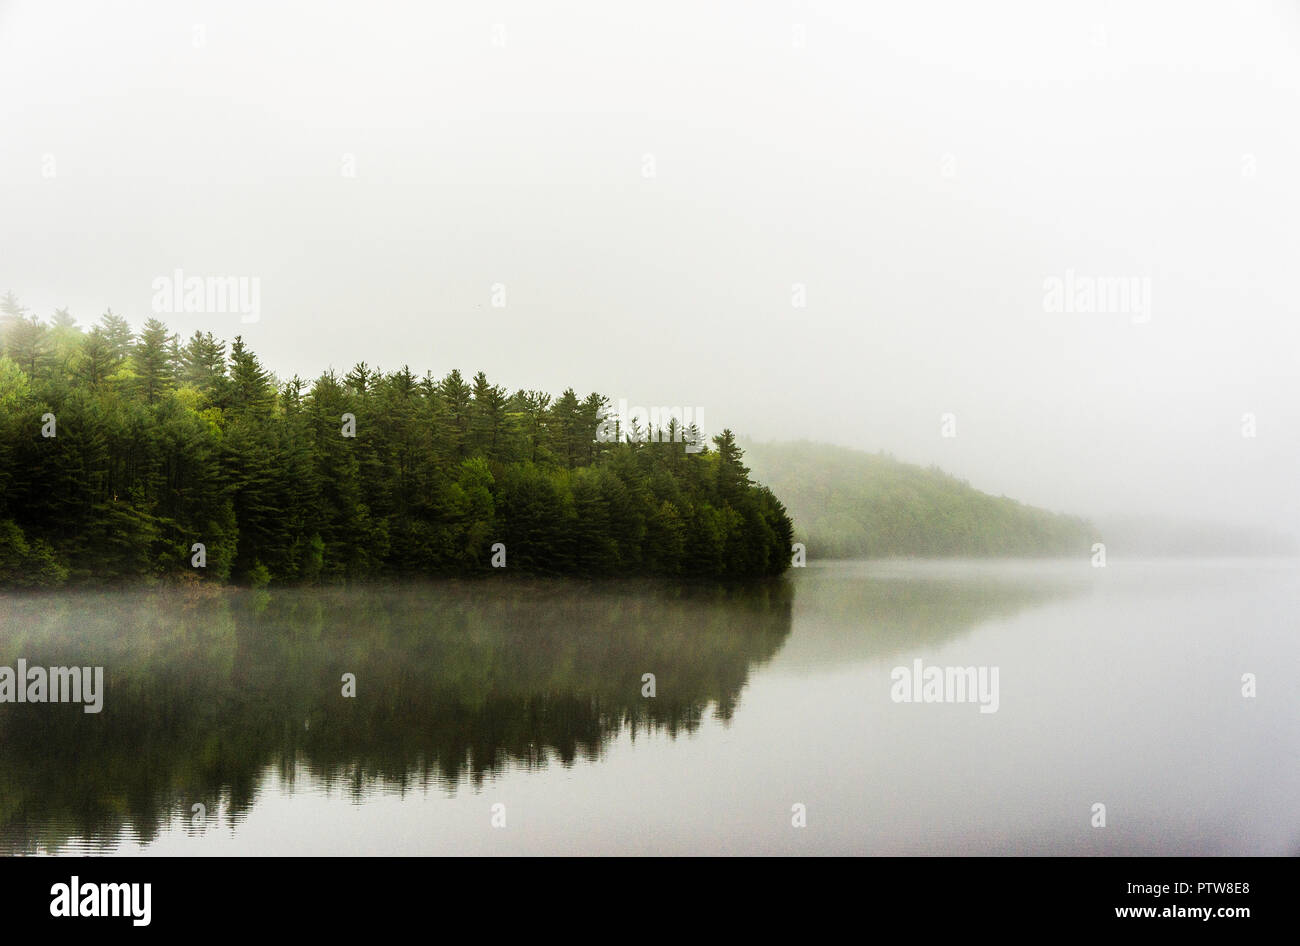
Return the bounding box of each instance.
[0,293,793,585]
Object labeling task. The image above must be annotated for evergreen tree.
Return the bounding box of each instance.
[0,291,28,324]
[469,371,508,460]
[133,318,177,404]
[98,310,134,365]
[712,429,749,506]
[179,331,228,405]
[228,336,274,415]
[438,369,473,459]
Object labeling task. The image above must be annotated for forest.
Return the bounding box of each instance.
[0,293,793,585]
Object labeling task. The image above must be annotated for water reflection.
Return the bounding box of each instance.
[0,580,793,853]
[778,559,1086,669]
[0,567,1076,854]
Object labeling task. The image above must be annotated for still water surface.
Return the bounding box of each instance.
[1,558,1296,855]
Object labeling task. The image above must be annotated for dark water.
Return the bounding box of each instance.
[1,559,1296,855]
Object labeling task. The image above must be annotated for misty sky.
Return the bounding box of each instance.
[2,0,1298,536]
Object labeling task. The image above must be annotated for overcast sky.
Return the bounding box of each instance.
[2,0,1298,536]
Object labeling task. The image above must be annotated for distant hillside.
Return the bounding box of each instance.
[742,441,1093,559]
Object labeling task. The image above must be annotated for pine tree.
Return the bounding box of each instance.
[98,310,134,365]
[4,316,49,378]
[75,328,118,389]
[228,336,274,415]
[470,371,508,460]
[179,331,228,405]
[438,369,473,459]
[712,429,750,504]
[133,318,177,404]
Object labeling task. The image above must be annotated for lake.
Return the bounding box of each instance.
[1,558,1296,855]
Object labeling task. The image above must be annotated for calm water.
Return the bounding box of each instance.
[1,559,1297,855]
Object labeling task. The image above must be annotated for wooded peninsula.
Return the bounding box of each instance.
[1,294,1101,588]
[0,296,793,585]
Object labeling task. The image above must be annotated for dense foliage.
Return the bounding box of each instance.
[0,294,793,585]
[743,440,1094,558]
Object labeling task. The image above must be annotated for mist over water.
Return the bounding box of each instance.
[3,561,1295,856]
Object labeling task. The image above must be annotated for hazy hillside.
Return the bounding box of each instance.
[743,440,1093,559]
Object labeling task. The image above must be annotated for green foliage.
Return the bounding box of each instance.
[0,298,792,584]
[0,519,69,586]
[743,440,1093,558]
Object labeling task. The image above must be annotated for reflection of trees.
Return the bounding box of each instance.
[778,563,1083,669]
[0,579,792,853]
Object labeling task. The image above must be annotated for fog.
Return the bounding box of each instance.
[2,0,1297,538]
